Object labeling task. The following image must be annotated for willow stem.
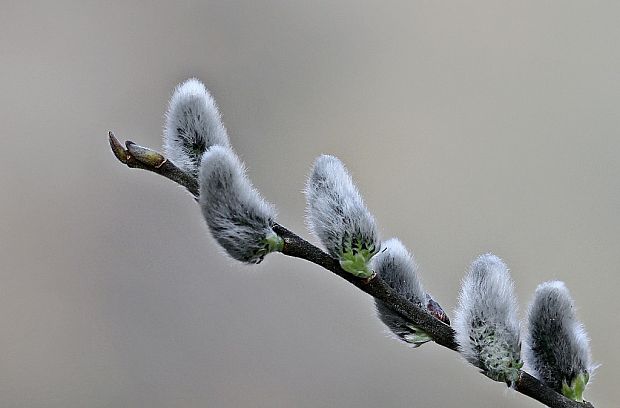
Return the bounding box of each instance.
[108,132,595,408]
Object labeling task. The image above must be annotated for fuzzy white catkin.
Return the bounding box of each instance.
[304,155,379,263]
[455,254,522,384]
[164,78,230,177]
[525,281,594,393]
[372,238,430,345]
[199,145,280,264]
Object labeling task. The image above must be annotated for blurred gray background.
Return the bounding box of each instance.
[1,1,618,407]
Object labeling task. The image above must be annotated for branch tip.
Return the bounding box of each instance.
[108,131,129,164]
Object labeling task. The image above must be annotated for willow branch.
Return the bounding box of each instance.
[108,132,595,408]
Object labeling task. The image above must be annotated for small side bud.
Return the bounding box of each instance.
[426,294,450,325]
[126,142,167,168]
[164,78,230,177]
[304,155,379,278]
[199,146,281,264]
[455,254,522,385]
[373,238,434,346]
[525,281,595,402]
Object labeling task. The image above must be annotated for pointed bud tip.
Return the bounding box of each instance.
[108,131,128,163]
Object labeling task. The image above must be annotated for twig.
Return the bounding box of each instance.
[271,223,458,349]
[108,132,595,408]
[109,132,199,197]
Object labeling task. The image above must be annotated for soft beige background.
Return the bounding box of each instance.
[1,1,618,407]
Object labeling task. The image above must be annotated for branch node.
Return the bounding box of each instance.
[360,272,377,285]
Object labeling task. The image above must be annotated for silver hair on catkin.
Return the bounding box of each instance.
[304,155,380,278]
[199,145,282,264]
[455,254,522,385]
[524,281,594,402]
[164,78,230,177]
[373,238,447,347]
